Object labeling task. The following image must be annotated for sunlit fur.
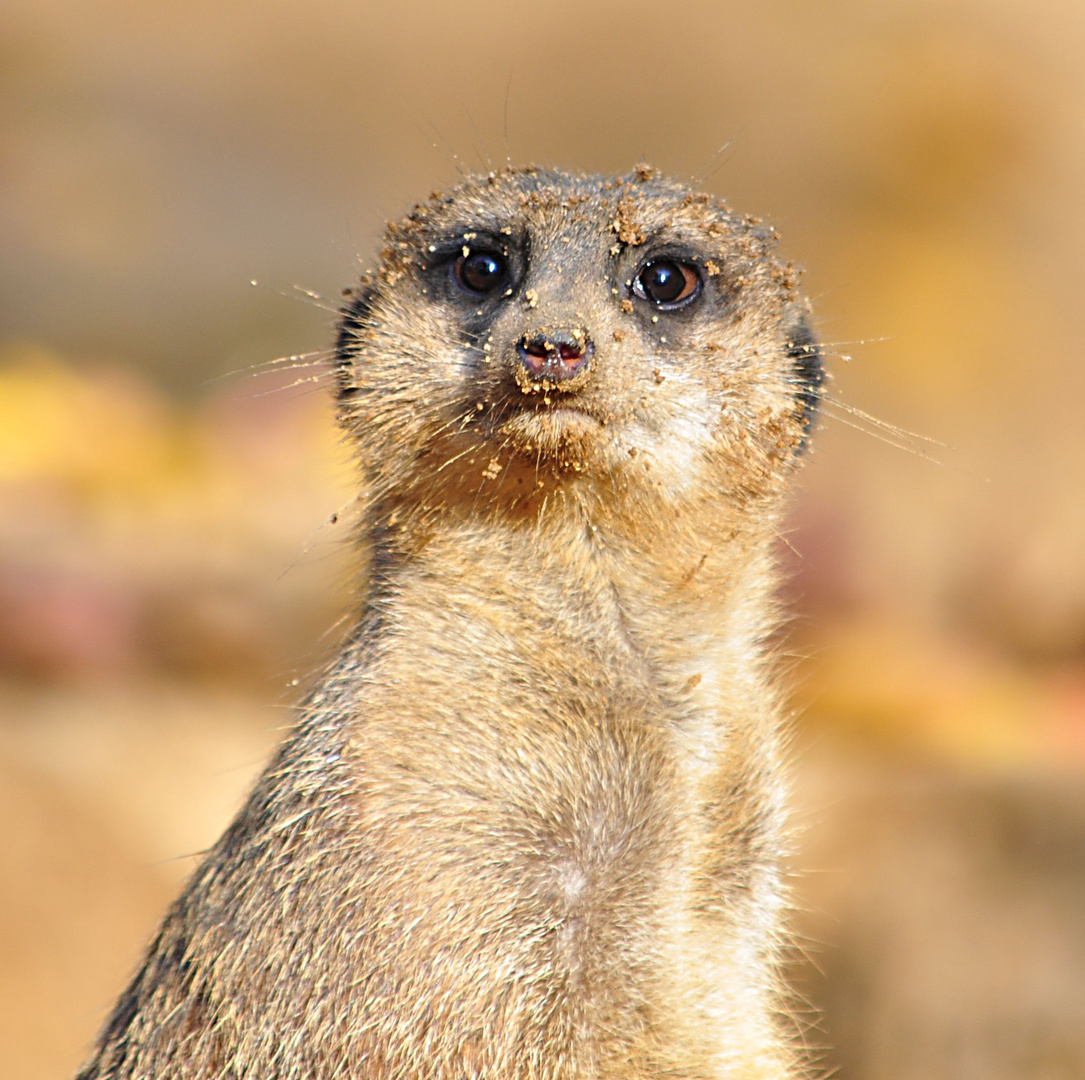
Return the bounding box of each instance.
[79,166,821,1080]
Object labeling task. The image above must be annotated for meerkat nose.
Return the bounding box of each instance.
[517,328,594,386]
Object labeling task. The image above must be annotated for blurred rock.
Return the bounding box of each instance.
[792,737,1085,1080]
[0,350,355,684]
[0,680,279,1077]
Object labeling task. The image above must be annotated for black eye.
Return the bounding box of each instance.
[454,250,507,295]
[633,259,701,307]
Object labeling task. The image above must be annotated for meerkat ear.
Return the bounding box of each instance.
[334,281,377,401]
[784,311,823,452]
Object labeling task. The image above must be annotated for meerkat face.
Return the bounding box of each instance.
[335,166,821,515]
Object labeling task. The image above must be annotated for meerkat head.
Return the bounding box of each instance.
[335,166,821,521]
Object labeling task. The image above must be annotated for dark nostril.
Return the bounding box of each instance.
[522,334,585,359]
[516,330,593,385]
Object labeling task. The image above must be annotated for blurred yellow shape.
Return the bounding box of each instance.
[797,619,1085,774]
[0,344,181,498]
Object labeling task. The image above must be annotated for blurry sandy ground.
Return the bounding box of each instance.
[2,1,1084,1077]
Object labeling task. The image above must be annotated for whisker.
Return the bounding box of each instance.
[423,117,468,178]
[249,279,341,314]
[293,284,328,303]
[202,350,334,387]
[533,440,545,498]
[316,610,355,648]
[247,372,335,400]
[774,528,804,561]
[434,444,480,474]
[806,336,891,352]
[503,75,514,169]
[821,392,948,448]
[464,107,492,173]
[471,432,517,512]
[277,495,364,583]
[817,400,947,465]
[690,138,735,189]
[423,406,484,443]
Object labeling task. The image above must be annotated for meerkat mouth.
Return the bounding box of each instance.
[497,401,605,461]
[502,403,602,435]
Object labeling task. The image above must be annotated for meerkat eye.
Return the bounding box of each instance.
[632,259,701,308]
[454,250,508,295]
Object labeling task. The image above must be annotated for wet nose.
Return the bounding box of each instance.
[516,328,594,387]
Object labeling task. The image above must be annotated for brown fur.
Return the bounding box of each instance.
[77,166,821,1080]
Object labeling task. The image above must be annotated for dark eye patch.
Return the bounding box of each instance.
[454,249,508,295]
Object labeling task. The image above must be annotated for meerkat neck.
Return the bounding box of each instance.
[357,492,780,700]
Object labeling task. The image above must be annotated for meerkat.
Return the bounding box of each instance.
[77,165,822,1080]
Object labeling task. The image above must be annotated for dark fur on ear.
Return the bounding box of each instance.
[785,315,823,450]
[334,281,376,400]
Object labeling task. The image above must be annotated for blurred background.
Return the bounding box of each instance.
[2,0,1084,1076]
